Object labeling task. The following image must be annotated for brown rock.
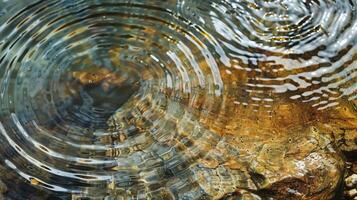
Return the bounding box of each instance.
[190,125,344,199]
[246,127,344,200]
[0,179,6,194]
[346,174,357,188]
[322,100,357,158]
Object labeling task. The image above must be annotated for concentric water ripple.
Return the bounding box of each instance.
[0,0,356,199]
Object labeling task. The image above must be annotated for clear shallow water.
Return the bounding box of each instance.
[0,0,356,199]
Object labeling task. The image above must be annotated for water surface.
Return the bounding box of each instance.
[0,0,356,199]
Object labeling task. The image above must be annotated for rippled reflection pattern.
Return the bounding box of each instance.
[0,0,356,199]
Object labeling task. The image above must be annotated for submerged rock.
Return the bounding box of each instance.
[346,174,357,188]
[0,180,6,194]
[0,180,6,200]
[104,92,348,199]
[191,126,344,200]
[55,62,353,199]
[319,100,357,158]
[345,169,357,199]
